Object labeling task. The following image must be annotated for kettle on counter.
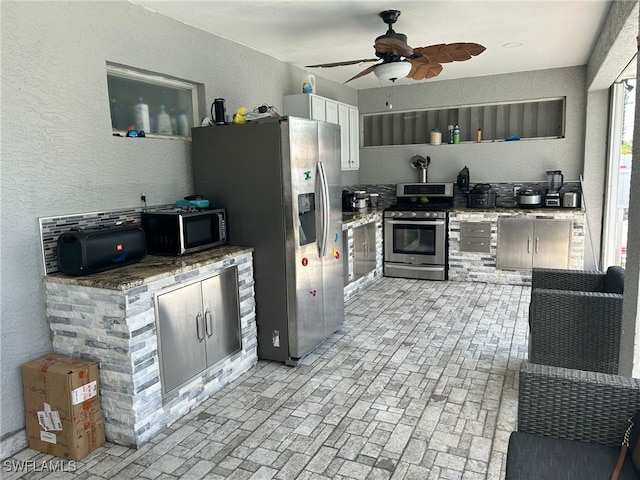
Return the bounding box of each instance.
[457,166,470,193]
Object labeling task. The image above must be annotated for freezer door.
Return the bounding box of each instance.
[285,118,325,360]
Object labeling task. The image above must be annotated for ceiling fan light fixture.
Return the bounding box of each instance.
[374,61,411,83]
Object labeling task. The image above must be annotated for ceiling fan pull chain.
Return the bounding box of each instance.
[385,90,393,110]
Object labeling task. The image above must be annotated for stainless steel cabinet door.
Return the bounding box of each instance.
[496,218,535,270]
[354,223,376,279]
[156,282,206,395]
[201,268,242,367]
[532,219,571,269]
[343,230,351,286]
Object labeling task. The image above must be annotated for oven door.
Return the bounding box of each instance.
[384,218,446,265]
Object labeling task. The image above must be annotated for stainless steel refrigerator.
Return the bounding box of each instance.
[192,116,344,365]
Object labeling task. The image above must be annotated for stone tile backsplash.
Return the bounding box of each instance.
[345,182,581,209]
[39,205,172,275]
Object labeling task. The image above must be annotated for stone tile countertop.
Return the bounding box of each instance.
[342,208,384,229]
[45,245,254,291]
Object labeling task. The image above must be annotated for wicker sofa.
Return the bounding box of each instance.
[528,267,625,374]
[506,362,640,479]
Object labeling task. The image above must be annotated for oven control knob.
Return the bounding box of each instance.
[396,212,403,217]
[410,212,417,217]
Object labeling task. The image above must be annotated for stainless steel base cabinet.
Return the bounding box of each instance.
[155,267,242,396]
[354,223,376,280]
[496,218,572,270]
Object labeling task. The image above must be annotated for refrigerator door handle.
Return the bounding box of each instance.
[316,161,330,258]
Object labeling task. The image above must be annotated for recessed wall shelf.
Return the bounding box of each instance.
[106,62,205,139]
[362,97,565,147]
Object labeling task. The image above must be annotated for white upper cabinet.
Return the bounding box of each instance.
[284,93,360,171]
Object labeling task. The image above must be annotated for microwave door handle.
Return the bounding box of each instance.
[316,161,330,258]
[215,213,224,242]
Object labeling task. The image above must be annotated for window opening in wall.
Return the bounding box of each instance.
[603,69,635,269]
[361,97,565,147]
[106,62,203,139]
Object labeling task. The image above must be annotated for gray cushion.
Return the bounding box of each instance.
[506,432,639,480]
[605,266,625,294]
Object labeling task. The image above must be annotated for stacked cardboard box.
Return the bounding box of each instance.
[22,353,105,461]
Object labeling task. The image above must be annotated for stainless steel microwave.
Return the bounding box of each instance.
[141,208,226,255]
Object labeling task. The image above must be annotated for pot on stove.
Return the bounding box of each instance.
[468,184,497,208]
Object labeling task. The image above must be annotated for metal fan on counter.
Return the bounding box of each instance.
[306,10,486,84]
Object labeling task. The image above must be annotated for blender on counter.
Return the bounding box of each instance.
[545,170,563,207]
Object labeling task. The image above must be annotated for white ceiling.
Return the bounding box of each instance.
[132,0,612,89]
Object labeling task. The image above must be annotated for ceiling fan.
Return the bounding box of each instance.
[306,10,486,84]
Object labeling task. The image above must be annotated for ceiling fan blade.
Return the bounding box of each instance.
[413,42,486,64]
[344,64,377,83]
[374,37,413,57]
[407,59,443,80]
[306,58,379,68]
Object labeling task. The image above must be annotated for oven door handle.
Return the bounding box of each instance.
[385,219,446,226]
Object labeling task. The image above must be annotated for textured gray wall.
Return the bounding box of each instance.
[357,67,586,187]
[587,0,638,90]
[0,0,355,457]
[619,5,640,378]
[582,0,640,270]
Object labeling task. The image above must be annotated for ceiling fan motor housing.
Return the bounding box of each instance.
[379,10,401,25]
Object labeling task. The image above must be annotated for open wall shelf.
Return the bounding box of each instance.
[362,97,565,147]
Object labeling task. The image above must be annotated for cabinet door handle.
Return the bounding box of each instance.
[535,237,540,254]
[205,309,213,337]
[527,237,532,254]
[196,313,205,341]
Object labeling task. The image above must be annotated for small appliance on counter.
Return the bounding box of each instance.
[174,195,210,209]
[141,208,226,255]
[342,190,368,212]
[468,183,497,208]
[342,190,356,211]
[562,190,581,208]
[545,170,564,207]
[353,191,369,211]
[57,224,147,276]
[516,185,544,208]
[457,166,470,193]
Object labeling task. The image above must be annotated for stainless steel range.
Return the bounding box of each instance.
[384,182,454,280]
